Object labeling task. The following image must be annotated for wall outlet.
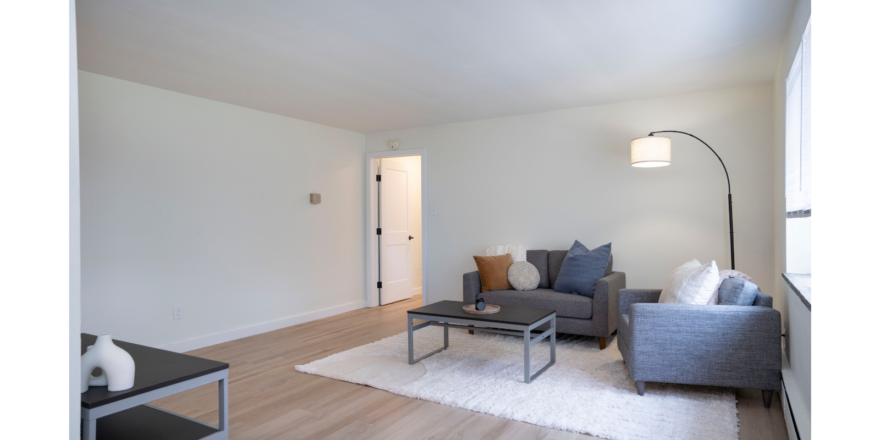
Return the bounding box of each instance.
[173,305,183,320]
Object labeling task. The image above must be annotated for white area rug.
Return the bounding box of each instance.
[296,327,738,440]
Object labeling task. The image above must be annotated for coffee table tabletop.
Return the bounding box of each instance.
[407,300,555,326]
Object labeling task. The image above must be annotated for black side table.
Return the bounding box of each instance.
[80,334,230,440]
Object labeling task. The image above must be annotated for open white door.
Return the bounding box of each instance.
[379,159,414,305]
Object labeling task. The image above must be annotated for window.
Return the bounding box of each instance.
[785,18,813,275]
[785,19,813,218]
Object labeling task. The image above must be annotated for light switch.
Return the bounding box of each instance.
[310,193,321,204]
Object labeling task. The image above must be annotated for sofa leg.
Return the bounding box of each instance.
[762,390,773,408]
[468,330,474,335]
[636,381,645,396]
[599,337,607,350]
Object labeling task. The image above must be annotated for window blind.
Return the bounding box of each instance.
[785,20,811,218]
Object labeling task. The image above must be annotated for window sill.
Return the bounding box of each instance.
[782,273,811,311]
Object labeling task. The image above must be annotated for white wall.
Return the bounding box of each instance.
[70,0,82,437]
[381,156,422,294]
[79,72,366,351]
[366,84,776,304]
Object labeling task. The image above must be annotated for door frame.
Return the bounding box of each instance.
[366,148,427,307]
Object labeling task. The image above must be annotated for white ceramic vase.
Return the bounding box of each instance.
[81,334,135,393]
[84,346,108,386]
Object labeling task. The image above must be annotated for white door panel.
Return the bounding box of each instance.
[380,160,413,305]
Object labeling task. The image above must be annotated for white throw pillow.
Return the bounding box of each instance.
[659,259,720,305]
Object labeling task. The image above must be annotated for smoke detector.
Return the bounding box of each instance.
[389,140,399,150]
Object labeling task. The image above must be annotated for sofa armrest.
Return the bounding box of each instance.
[618,289,662,316]
[628,303,782,388]
[593,271,626,337]
[463,271,481,303]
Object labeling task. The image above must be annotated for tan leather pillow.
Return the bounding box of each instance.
[473,254,513,292]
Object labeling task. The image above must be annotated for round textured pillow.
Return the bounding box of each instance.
[508,261,540,291]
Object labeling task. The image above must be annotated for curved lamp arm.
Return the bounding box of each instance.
[646,130,735,270]
[648,131,731,194]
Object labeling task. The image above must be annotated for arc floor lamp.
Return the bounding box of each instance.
[630,131,735,270]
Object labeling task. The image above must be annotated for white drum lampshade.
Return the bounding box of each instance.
[631,136,671,167]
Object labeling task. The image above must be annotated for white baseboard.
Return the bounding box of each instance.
[162,300,366,353]
[412,286,422,296]
[781,353,811,440]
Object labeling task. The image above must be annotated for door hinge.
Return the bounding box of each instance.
[376,175,381,182]
[376,228,382,235]
[377,281,382,289]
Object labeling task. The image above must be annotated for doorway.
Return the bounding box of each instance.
[366,149,427,307]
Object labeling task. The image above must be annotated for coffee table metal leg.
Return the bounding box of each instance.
[444,323,449,349]
[524,328,531,384]
[551,316,556,364]
[219,376,229,435]
[408,316,415,365]
[83,418,96,440]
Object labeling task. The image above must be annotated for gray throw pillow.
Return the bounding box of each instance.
[717,278,759,306]
[553,241,612,298]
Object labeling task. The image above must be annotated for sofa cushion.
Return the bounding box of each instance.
[553,241,612,298]
[473,254,513,292]
[526,250,550,289]
[477,288,593,320]
[718,278,760,306]
[548,249,613,288]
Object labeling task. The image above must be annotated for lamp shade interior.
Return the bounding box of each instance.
[631,136,671,167]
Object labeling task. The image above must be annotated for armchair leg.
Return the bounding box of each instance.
[636,381,645,396]
[762,390,774,408]
[599,337,607,350]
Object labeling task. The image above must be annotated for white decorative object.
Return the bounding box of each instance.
[659,259,721,305]
[81,334,136,393]
[296,327,738,440]
[85,346,108,386]
[508,261,540,291]
[486,244,528,262]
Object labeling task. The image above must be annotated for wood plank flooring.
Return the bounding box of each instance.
[151,295,789,439]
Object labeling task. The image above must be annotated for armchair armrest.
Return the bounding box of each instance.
[628,303,782,389]
[593,271,626,337]
[618,289,661,316]
[463,271,481,303]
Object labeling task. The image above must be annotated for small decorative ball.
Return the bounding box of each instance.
[475,298,486,311]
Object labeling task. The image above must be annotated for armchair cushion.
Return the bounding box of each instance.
[717,278,760,306]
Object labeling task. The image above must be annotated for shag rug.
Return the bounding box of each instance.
[296,327,738,440]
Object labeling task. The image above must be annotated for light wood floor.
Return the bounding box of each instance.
[153,295,789,439]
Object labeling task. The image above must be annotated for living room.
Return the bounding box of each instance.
[2,0,865,439]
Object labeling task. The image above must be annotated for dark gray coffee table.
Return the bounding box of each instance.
[407,300,556,383]
[80,334,229,440]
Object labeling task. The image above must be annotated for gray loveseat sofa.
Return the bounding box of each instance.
[617,287,782,407]
[463,250,626,349]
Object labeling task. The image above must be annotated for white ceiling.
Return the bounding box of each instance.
[77,0,796,133]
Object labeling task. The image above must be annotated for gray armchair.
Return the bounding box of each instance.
[617,287,781,407]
